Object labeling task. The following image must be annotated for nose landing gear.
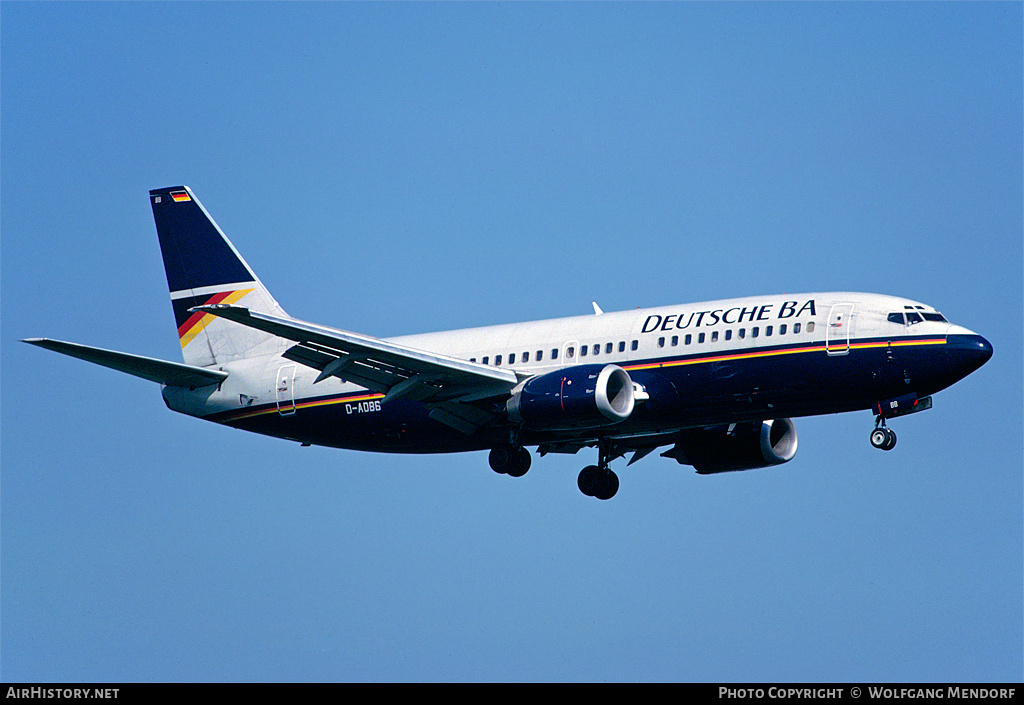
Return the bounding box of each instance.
[869,393,932,451]
[870,418,897,451]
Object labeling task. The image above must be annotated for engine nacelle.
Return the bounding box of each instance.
[507,364,635,431]
[665,418,798,474]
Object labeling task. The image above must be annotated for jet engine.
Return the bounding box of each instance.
[507,364,635,431]
[664,418,798,474]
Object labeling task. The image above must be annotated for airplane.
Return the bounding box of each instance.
[24,186,993,500]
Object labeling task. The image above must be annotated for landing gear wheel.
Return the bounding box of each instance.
[577,465,619,500]
[882,428,897,451]
[489,446,513,474]
[507,446,532,477]
[578,465,601,496]
[870,428,888,449]
[489,445,531,476]
[870,427,897,451]
[593,470,619,501]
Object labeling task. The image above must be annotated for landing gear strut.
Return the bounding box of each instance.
[489,444,532,477]
[577,440,619,500]
[870,417,897,451]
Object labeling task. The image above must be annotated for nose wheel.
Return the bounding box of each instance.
[870,419,897,451]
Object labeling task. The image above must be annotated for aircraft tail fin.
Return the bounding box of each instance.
[150,186,288,366]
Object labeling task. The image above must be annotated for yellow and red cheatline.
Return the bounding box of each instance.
[178,289,254,347]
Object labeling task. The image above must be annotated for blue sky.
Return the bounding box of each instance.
[2,3,1021,682]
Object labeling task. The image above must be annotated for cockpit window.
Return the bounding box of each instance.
[889,311,947,324]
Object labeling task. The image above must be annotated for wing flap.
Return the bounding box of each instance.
[428,402,498,435]
[192,305,518,403]
[22,338,227,388]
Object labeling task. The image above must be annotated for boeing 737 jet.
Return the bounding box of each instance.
[25,186,993,499]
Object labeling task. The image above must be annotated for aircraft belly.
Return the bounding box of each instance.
[213,394,494,453]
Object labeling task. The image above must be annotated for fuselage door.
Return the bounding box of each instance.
[826,303,855,355]
[562,340,580,366]
[276,363,297,415]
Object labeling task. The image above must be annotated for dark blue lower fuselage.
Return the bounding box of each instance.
[201,332,991,454]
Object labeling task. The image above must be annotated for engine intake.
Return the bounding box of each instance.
[665,418,798,474]
[507,364,635,431]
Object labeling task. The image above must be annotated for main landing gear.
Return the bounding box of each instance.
[488,440,621,500]
[870,418,897,451]
[577,440,619,500]
[577,465,619,500]
[489,444,532,477]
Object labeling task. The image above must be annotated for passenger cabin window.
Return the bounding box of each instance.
[793,323,800,334]
[495,355,502,366]
[738,329,746,339]
[593,344,600,356]
[631,340,638,351]
[618,341,625,353]
[581,345,588,357]
[806,322,815,333]
[725,330,732,341]
[751,327,759,338]
[671,335,678,346]
[711,330,719,342]
[606,342,613,354]
[698,332,705,343]
[566,347,574,359]
[509,353,516,364]
[482,356,489,365]
[658,337,665,348]
[685,334,692,345]
[765,325,772,337]
[522,351,529,363]
[779,324,786,335]
[551,348,559,360]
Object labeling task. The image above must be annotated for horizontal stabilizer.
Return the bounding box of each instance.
[22,338,228,388]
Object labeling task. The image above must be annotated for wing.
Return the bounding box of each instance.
[22,338,228,388]
[192,305,519,432]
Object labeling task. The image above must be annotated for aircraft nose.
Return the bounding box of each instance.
[946,333,993,378]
